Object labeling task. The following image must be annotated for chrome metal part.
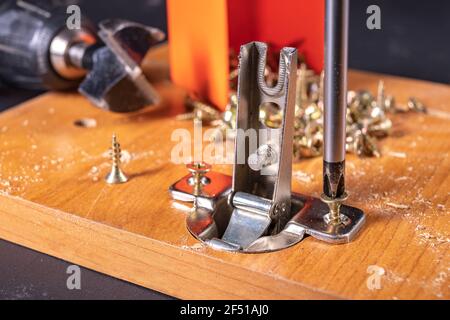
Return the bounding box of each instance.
[169,166,232,211]
[169,41,365,253]
[296,195,365,244]
[67,42,91,69]
[224,41,298,245]
[49,28,96,80]
[79,19,164,112]
[184,192,365,252]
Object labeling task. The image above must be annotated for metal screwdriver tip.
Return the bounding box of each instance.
[105,133,128,184]
[321,192,350,226]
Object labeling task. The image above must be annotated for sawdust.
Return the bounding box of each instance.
[88,166,100,182]
[87,163,109,182]
[90,166,99,174]
[0,145,92,194]
[182,243,206,252]
[293,170,315,183]
[120,150,131,164]
[432,271,448,288]
[415,225,450,246]
[101,149,135,164]
[394,176,409,182]
[427,109,450,120]
[129,150,156,161]
[387,151,407,158]
[357,155,449,298]
[384,267,449,299]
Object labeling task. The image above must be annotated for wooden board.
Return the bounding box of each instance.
[0,45,449,300]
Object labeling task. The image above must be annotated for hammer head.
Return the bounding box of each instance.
[79,19,164,113]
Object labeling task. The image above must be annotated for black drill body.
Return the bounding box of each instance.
[0,0,96,90]
[0,1,164,112]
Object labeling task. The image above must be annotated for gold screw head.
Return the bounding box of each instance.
[320,192,350,226]
[186,161,211,196]
[105,133,128,184]
[407,97,427,113]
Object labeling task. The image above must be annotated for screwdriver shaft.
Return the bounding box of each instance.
[323,0,349,198]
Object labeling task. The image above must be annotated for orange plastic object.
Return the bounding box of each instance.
[167,0,324,110]
[167,0,230,110]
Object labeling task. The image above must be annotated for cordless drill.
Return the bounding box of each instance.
[0,0,165,112]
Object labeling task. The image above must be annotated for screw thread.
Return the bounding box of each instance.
[111,134,121,167]
[105,134,128,184]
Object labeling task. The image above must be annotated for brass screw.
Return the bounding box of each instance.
[176,95,221,122]
[407,97,427,113]
[296,63,308,109]
[318,70,324,109]
[377,80,385,110]
[105,133,128,184]
[186,161,211,196]
[321,192,350,226]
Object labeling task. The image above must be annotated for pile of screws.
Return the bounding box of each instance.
[178,49,427,159]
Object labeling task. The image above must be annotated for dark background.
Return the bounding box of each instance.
[0,0,449,299]
[1,0,449,112]
[78,0,450,84]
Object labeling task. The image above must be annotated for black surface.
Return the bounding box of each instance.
[78,0,449,84]
[349,0,450,84]
[0,0,92,90]
[0,239,172,300]
[0,87,43,111]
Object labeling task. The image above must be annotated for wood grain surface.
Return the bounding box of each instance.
[0,45,448,299]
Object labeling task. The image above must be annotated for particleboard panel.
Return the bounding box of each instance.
[0,45,448,300]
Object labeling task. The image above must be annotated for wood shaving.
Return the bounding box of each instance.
[182,243,205,251]
[293,171,314,183]
[386,202,409,209]
[120,150,131,164]
[387,151,407,158]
